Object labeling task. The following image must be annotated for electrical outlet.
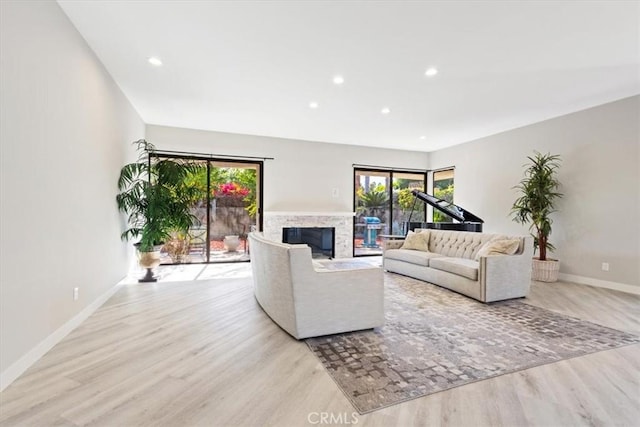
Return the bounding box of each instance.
[73,287,79,301]
[601,262,609,272]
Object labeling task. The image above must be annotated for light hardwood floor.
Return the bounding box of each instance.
[1,269,639,426]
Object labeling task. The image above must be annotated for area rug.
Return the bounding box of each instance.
[306,274,640,414]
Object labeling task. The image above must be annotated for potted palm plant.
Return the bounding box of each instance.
[116,139,200,282]
[511,151,563,282]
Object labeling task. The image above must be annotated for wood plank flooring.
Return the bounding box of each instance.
[1,272,639,426]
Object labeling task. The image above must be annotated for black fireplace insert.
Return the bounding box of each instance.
[282,227,335,259]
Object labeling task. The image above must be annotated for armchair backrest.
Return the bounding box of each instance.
[248,232,312,337]
[249,232,384,339]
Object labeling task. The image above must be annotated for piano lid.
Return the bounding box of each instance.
[410,190,484,224]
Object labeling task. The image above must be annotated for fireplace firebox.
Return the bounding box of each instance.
[282,227,335,259]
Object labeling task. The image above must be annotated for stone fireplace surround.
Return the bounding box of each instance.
[262,212,355,259]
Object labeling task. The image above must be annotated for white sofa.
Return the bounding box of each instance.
[248,232,385,339]
[383,229,533,302]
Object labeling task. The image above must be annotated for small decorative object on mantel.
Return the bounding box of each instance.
[511,151,563,282]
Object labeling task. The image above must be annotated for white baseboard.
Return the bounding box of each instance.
[0,282,124,392]
[558,273,640,295]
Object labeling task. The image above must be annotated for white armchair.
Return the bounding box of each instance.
[248,232,385,339]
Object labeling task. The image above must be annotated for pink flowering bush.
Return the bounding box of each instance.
[215,182,250,197]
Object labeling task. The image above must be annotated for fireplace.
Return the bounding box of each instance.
[263,212,354,259]
[283,227,335,259]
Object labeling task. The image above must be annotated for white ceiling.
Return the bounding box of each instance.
[58,1,640,152]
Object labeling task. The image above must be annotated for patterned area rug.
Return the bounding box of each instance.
[306,273,639,414]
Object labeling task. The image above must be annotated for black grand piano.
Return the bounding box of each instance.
[403,189,484,233]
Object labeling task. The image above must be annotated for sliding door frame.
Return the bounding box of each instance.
[353,167,427,257]
[151,152,264,264]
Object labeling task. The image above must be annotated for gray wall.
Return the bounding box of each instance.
[146,125,430,213]
[0,0,144,380]
[429,96,640,288]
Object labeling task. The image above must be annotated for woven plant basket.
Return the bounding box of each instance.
[532,258,560,282]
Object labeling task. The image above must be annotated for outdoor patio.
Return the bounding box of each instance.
[160,238,250,265]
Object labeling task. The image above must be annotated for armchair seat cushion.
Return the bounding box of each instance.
[429,257,479,281]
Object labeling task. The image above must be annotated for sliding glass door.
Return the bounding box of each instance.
[354,168,426,256]
[152,154,262,264]
[354,170,391,256]
[208,161,260,262]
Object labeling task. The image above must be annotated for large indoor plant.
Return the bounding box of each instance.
[116,139,200,282]
[511,151,563,282]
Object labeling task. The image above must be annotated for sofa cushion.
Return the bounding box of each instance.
[401,230,431,251]
[429,257,479,281]
[385,248,444,267]
[475,238,521,260]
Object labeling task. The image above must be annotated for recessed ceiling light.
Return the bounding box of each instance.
[333,75,345,85]
[419,136,426,140]
[148,57,163,66]
[309,102,319,109]
[425,67,438,77]
[381,107,391,114]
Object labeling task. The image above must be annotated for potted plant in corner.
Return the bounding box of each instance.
[116,139,200,282]
[511,151,563,282]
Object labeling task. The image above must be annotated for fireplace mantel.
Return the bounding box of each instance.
[262,212,355,258]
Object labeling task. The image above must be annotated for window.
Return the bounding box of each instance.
[432,168,454,223]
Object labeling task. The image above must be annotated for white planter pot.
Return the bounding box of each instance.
[532,258,560,282]
[224,235,240,252]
